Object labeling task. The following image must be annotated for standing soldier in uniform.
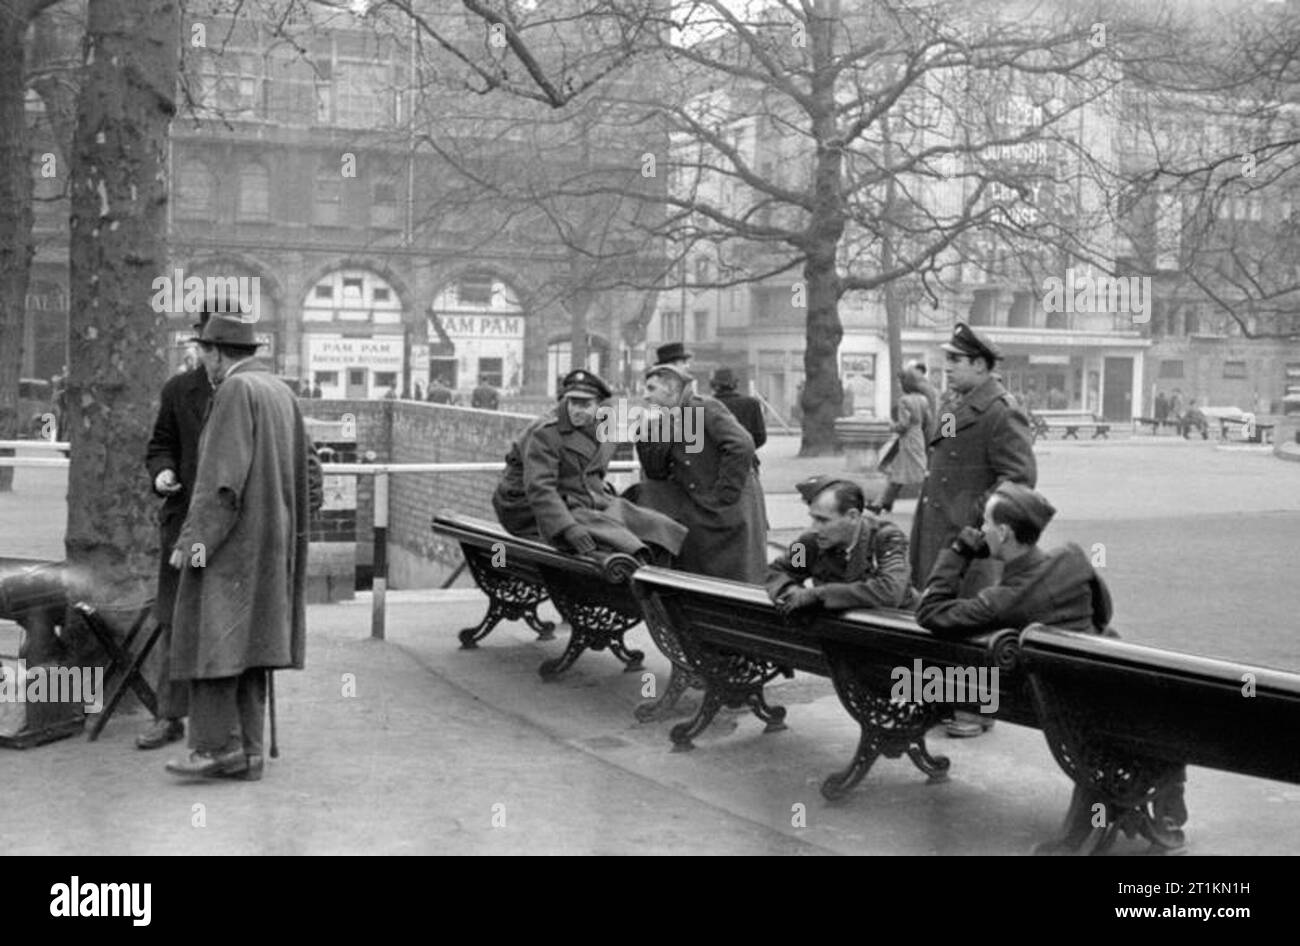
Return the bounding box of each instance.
[910,322,1036,737]
[493,369,686,563]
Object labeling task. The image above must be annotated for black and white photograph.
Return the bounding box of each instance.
[0,0,1298,886]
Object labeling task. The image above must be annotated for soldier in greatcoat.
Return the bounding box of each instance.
[909,322,1036,737]
[493,369,687,561]
[165,315,314,780]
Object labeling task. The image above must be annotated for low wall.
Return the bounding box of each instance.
[300,399,535,589]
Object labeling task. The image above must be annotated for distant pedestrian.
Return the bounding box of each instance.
[709,367,766,452]
[1154,390,1169,424]
[310,382,323,399]
[908,361,940,423]
[872,369,931,514]
[426,377,453,404]
[165,315,317,781]
[471,382,500,411]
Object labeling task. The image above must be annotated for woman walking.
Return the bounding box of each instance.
[870,369,933,514]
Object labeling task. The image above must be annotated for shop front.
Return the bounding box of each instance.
[304,334,406,399]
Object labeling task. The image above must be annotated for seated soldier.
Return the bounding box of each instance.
[766,475,917,614]
[915,482,1187,839]
[492,369,686,563]
[916,482,1111,637]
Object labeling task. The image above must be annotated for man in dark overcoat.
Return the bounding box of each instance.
[635,363,768,583]
[910,323,1036,738]
[709,367,766,453]
[164,315,313,780]
[493,369,686,561]
[139,309,215,750]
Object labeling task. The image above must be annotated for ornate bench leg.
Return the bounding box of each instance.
[538,627,592,681]
[607,635,645,673]
[906,741,951,784]
[635,665,699,722]
[746,689,787,733]
[523,606,557,641]
[821,732,880,801]
[670,689,724,752]
[458,600,507,649]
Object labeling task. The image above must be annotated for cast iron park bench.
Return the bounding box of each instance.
[630,566,1300,855]
[1030,409,1111,441]
[431,512,645,679]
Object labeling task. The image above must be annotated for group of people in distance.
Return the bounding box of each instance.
[491,324,1185,839]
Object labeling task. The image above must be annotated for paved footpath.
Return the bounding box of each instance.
[1,436,1298,854]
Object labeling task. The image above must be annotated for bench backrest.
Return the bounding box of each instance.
[631,567,1037,719]
[431,512,602,586]
[1021,625,1300,784]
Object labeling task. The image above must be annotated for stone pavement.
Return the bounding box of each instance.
[1,436,1298,854]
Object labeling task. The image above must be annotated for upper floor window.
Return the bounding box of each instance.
[197,52,263,118]
[314,166,341,226]
[238,163,269,221]
[177,161,215,218]
[315,59,395,129]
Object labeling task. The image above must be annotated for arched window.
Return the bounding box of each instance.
[238,163,270,221]
[177,161,215,218]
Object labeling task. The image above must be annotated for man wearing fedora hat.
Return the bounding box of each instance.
[493,369,687,562]
[163,313,315,779]
[137,304,220,751]
[911,322,1036,737]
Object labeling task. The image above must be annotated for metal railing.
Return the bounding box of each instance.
[0,444,640,640]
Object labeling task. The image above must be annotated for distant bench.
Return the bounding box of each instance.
[1208,412,1275,444]
[630,566,1300,855]
[430,512,646,679]
[1030,410,1110,441]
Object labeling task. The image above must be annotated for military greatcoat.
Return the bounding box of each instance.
[909,375,1036,591]
[493,405,687,556]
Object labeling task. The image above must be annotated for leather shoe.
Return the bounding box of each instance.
[164,747,248,778]
[136,718,185,750]
[217,753,264,781]
[946,714,996,738]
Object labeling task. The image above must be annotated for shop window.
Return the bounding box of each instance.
[374,371,397,391]
[457,274,494,305]
[478,357,504,387]
[373,287,390,302]
[314,371,338,387]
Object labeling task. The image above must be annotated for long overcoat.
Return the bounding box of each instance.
[144,366,212,625]
[882,391,930,486]
[634,393,768,583]
[909,375,1036,591]
[171,361,311,680]
[493,405,687,556]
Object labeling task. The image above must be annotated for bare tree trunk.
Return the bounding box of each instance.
[798,0,846,457]
[65,0,178,601]
[0,2,49,492]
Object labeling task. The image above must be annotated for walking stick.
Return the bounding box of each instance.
[268,669,279,759]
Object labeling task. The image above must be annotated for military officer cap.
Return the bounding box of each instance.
[795,474,855,505]
[940,322,1001,367]
[992,482,1056,532]
[558,369,611,401]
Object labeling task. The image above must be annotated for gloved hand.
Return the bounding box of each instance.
[154,469,182,495]
[716,484,741,506]
[563,525,597,555]
[776,586,820,614]
[951,526,990,559]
